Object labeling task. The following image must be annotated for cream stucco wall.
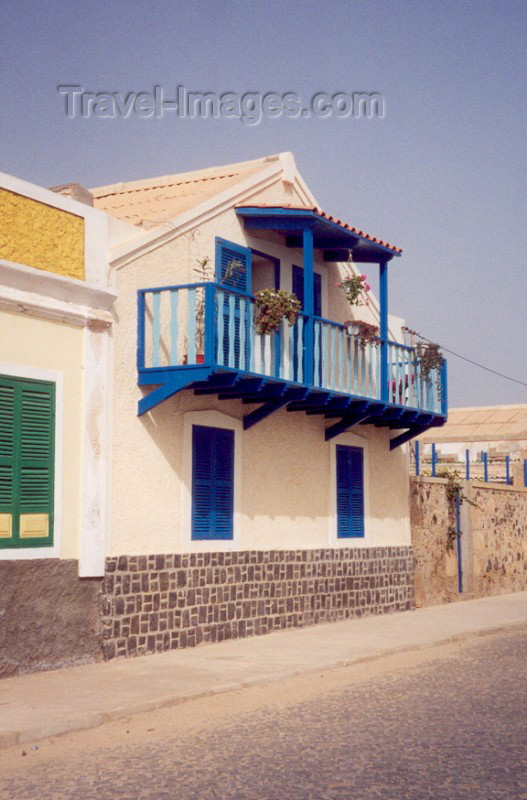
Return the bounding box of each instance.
[110,195,410,556]
[0,310,84,559]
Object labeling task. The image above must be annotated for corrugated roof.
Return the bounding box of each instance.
[419,405,527,444]
[90,157,276,228]
[237,203,402,253]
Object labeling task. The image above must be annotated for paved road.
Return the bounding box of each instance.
[1,630,526,799]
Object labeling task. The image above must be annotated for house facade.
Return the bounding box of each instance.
[93,153,447,660]
[0,153,447,673]
[0,172,127,675]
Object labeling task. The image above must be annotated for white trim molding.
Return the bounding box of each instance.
[0,259,116,328]
[182,410,242,552]
[0,364,63,560]
[328,429,370,547]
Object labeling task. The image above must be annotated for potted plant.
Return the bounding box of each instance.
[254,289,301,335]
[345,319,380,349]
[190,256,245,361]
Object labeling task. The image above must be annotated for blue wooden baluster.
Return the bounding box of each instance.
[217,290,225,366]
[288,320,295,381]
[297,316,304,383]
[249,301,255,372]
[338,328,344,391]
[152,291,161,368]
[239,297,246,371]
[170,289,179,366]
[346,333,351,394]
[227,293,235,368]
[353,336,359,394]
[313,320,320,386]
[367,343,374,398]
[187,288,196,364]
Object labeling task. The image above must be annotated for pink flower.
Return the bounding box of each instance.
[361,274,367,281]
[365,299,370,305]
[335,282,341,287]
[365,283,371,292]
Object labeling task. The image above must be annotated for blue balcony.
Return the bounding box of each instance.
[137,282,447,447]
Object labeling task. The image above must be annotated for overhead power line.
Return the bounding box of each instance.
[403,328,527,389]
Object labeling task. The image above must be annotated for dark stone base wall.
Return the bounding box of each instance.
[0,560,103,678]
[101,547,415,661]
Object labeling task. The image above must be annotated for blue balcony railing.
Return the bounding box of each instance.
[138,282,446,417]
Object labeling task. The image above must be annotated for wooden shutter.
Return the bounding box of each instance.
[0,382,15,541]
[0,376,54,547]
[336,445,365,538]
[192,425,234,541]
[215,239,252,369]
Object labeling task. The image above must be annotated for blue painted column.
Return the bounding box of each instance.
[379,261,389,403]
[303,226,314,385]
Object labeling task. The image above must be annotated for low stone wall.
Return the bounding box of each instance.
[470,485,527,597]
[411,479,459,606]
[411,477,527,607]
[0,560,103,678]
[101,547,415,661]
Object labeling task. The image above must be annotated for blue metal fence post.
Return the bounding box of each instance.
[415,440,420,476]
[431,443,437,477]
[483,452,488,483]
[505,455,511,486]
[379,261,389,403]
[302,226,314,386]
[465,448,470,481]
[524,459,527,488]
[455,493,462,593]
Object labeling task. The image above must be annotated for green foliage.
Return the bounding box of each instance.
[346,320,380,350]
[434,468,479,551]
[254,289,301,335]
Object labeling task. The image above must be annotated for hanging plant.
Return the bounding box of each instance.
[345,319,380,350]
[416,341,444,381]
[254,289,301,335]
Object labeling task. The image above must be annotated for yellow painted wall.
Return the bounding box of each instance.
[0,189,85,280]
[0,310,84,558]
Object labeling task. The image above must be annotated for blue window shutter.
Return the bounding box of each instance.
[215,238,252,293]
[336,445,364,538]
[215,239,252,369]
[192,425,234,540]
[292,265,321,316]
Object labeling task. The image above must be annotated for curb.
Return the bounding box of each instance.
[2,618,526,751]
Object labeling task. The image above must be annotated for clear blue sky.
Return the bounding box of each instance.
[2,0,526,407]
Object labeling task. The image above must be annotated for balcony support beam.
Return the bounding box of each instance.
[389,426,428,450]
[138,367,213,415]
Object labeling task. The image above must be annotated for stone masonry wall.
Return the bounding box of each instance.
[101,547,414,661]
[470,485,527,597]
[411,479,459,606]
[0,560,103,678]
[411,477,527,607]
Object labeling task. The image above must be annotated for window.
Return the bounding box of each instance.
[292,264,322,316]
[336,444,364,538]
[0,375,55,548]
[192,424,234,540]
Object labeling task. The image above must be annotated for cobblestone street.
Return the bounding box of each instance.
[1,630,526,799]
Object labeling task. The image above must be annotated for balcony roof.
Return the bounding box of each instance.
[236,204,402,262]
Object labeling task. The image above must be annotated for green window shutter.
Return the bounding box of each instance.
[0,376,55,548]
